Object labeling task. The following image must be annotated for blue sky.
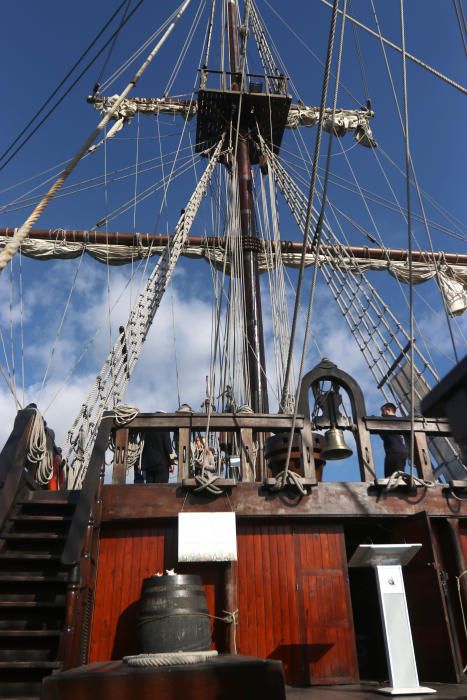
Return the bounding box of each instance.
[0,1,465,480]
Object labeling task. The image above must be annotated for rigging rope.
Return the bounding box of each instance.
[452,0,467,55]
[399,0,416,487]
[281,0,347,485]
[0,0,147,173]
[319,0,467,96]
[99,7,180,92]
[369,0,461,363]
[280,0,340,413]
[0,0,192,275]
[64,136,224,488]
[269,149,465,478]
[96,0,132,87]
[203,0,216,71]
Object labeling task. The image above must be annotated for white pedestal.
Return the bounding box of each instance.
[349,544,436,695]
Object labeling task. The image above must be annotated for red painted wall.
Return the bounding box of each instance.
[88,520,358,685]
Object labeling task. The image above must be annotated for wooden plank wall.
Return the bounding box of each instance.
[88,520,358,686]
[460,520,467,561]
[237,522,358,685]
[89,523,227,662]
[89,524,167,661]
[393,513,459,682]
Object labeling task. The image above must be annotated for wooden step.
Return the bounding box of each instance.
[0,684,42,698]
[18,490,77,502]
[0,630,60,638]
[0,617,63,631]
[0,648,56,662]
[0,574,68,583]
[0,552,61,561]
[14,501,76,518]
[0,601,64,609]
[0,556,63,575]
[0,663,60,693]
[0,593,66,604]
[2,533,66,541]
[0,661,62,668]
[8,515,72,522]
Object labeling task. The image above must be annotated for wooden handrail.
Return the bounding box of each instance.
[61,416,114,567]
[0,408,36,529]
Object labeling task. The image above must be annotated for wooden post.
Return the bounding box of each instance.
[112,428,129,484]
[446,519,467,628]
[413,431,435,480]
[240,427,256,482]
[178,427,191,480]
[301,419,317,482]
[224,561,239,654]
[58,563,81,670]
[356,418,376,482]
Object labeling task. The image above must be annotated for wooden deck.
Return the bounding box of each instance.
[286,683,466,699]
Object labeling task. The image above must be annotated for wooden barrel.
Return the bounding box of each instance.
[265,433,302,476]
[137,574,212,654]
[265,432,325,481]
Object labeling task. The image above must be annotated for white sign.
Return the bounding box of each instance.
[178,512,237,562]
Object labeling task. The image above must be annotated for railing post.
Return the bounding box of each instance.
[240,427,255,482]
[58,563,81,669]
[414,431,435,480]
[112,428,129,484]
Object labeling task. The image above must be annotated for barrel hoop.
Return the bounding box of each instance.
[141,585,206,595]
[138,610,210,624]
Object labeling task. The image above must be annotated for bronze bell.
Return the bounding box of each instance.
[321,428,353,460]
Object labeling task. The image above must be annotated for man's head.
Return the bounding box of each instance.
[381,402,397,416]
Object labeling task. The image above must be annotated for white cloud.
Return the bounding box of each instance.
[1,256,458,484]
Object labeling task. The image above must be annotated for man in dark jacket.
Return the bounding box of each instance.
[141,428,174,483]
[380,402,408,477]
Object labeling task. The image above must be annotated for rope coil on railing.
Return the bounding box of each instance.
[194,473,223,495]
[26,408,54,485]
[113,404,139,425]
[269,469,308,495]
[382,470,435,491]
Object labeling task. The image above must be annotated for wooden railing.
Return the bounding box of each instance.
[0,408,37,529]
[59,414,114,668]
[109,412,317,487]
[61,415,113,567]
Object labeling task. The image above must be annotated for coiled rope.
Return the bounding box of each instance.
[194,473,223,495]
[124,650,218,667]
[113,404,139,425]
[269,469,308,496]
[26,408,53,485]
[383,470,435,491]
[109,404,143,471]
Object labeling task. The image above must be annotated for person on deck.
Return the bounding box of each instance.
[141,422,175,483]
[379,402,408,478]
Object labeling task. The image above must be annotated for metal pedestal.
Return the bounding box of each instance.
[349,544,436,695]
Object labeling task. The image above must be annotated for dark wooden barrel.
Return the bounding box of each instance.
[265,432,325,481]
[137,574,212,653]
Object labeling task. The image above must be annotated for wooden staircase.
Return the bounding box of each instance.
[0,491,76,699]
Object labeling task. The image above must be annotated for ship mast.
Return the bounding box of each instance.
[227,0,268,413]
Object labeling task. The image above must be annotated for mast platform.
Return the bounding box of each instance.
[196,83,291,163]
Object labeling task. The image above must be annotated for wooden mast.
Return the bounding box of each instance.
[227,0,268,413]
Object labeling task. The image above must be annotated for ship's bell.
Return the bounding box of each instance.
[321,428,353,461]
